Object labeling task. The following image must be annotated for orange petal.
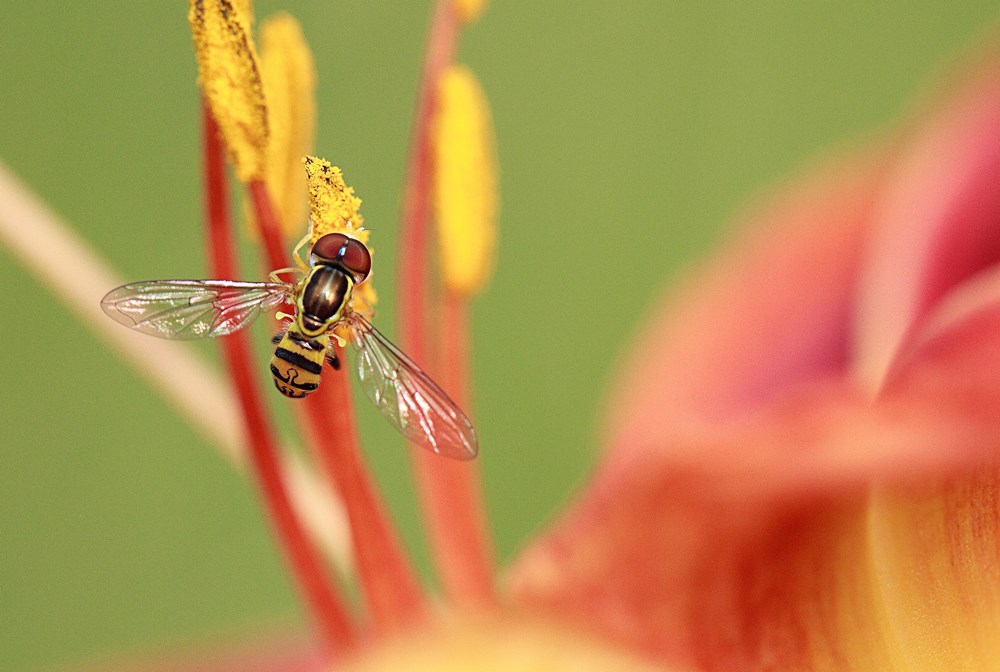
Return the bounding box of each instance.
[867,471,1000,670]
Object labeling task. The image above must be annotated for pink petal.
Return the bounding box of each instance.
[856,54,1000,388]
[512,45,1000,667]
[602,153,886,466]
[506,156,883,667]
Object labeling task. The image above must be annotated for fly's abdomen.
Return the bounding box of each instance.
[270,330,329,398]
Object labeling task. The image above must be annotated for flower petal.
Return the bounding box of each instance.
[337,615,667,672]
[865,472,1000,670]
[602,151,886,467]
[513,45,1000,668]
[855,53,1000,389]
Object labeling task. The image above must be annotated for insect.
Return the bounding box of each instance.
[101,232,478,460]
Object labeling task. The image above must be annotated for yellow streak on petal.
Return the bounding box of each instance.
[339,614,664,672]
[432,65,498,297]
[260,12,315,236]
[189,0,268,182]
[788,506,901,672]
[868,472,1000,671]
[454,0,488,24]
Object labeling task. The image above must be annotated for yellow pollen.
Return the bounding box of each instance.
[432,65,498,297]
[232,0,253,27]
[260,12,316,236]
[303,156,367,245]
[189,0,268,182]
[454,0,488,24]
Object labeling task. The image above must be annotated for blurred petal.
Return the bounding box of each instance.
[337,615,667,672]
[856,51,1000,389]
[513,42,1000,668]
[601,151,886,469]
[506,154,889,665]
[868,471,1000,670]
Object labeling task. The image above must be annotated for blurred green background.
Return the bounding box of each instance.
[1,2,997,669]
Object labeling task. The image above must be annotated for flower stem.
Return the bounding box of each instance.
[429,290,496,604]
[244,147,426,631]
[301,368,426,630]
[398,0,496,606]
[202,103,357,651]
[247,179,288,272]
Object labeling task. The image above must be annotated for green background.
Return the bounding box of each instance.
[1,2,997,669]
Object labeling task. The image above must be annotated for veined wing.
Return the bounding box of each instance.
[348,314,479,460]
[101,279,292,340]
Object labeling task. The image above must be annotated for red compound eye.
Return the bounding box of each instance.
[340,238,372,282]
[311,233,372,282]
[311,233,350,261]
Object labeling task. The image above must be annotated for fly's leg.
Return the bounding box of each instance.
[268,267,301,283]
[291,231,312,271]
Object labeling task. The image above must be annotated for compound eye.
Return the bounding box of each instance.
[311,233,350,262]
[340,238,372,282]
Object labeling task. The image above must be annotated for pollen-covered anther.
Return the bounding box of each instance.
[260,12,316,235]
[432,65,498,297]
[189,0,269,182]
[302,156,368,245]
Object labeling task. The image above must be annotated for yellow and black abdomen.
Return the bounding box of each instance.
[270,328,330,398]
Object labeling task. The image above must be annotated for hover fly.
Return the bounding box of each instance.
[101,232,478,460]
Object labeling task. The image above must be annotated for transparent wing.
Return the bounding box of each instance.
[101,279,292,340]
[348,314,479,460]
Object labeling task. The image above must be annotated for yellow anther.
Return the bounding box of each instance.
[432,65,498,297]
[260,12,316,236]
[189,0,268,182]
[303,156,368,245]
[233,0,254,27]
[454,0,488,24]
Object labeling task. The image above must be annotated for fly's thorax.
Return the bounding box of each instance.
[270,328,330,398]
[295,264,354,338]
